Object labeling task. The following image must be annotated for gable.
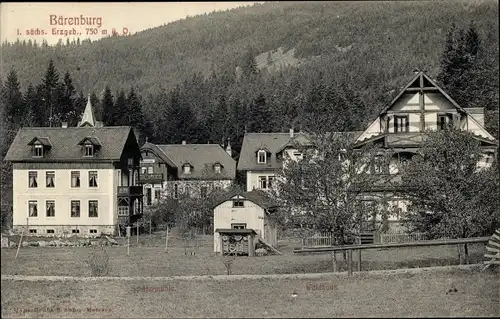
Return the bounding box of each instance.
[356,71,497,143]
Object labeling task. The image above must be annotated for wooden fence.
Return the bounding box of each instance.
[380,232,427,244]
[294,236,490,276]
[301,232,333,248]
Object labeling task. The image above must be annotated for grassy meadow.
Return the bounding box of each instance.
[1,267,498,318]
[0,234,487,277]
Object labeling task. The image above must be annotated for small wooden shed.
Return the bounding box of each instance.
[213,190,279,254]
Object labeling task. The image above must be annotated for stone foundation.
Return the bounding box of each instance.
[11,225,116,238]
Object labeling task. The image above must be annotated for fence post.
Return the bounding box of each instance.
[332,251,337,272]
[347,249,353,276]
[357,249,362,272]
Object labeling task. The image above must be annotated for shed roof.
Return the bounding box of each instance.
[215,190,279,209]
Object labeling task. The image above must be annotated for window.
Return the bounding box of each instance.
[373,157,384,174]
[28,200,38,217]
[72,229,80,234]
[71,200,80,217]
[257,150,267,164]
[200,186,208,199]
[437,114,453,131]
[29,229,37,234]
[231,223,246,229]
[46,171,55,188]
[127,158,134,167]
[118,206,129,216]
[47,229,55,234]
[84,144,94,156]
[71,171,80,187]
[89,229,97,234]
[154,189,161,200]
[233,200,244,208]
[183,164,191,174]
[28,171,38,188]
[46,201,55,217]
[33,144,43,157]
[89,200,98,217]
[394,116,409,133]
[259,176,275,189]
[173,184,178,199]
[89,171,98,187]
[147,166,154,174]
[141,167,147,175]
[214,164,221,173]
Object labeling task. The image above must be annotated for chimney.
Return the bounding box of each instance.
[61,122,68,128]
[226,138,232,157]
[182,141,186,145]
[289,128,294,138]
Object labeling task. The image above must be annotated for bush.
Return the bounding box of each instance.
[86,246,111,276]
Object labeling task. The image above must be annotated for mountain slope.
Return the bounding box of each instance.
[1,0,498,99]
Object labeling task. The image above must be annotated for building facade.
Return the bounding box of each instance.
[352,71,498,231]
[213,190,279,252]
[139,141,236,205]
[237,129,313,192]
[3,97,143,237]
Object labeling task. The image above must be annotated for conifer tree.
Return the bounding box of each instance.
[1,69,25,126]
[114,89,128,125]
[101,86,115,126]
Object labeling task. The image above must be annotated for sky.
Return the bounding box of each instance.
[1,2,260,45]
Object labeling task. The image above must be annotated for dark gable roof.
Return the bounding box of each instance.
[27,137,52,147]
[155,144,236,180]
[141,142,177,167]
[77,136,102,146]
[4,126,133,162]
[237,132,362,171]
[214,190,279,209]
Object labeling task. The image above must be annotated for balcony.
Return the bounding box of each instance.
[386,132,423,148]
[117,186,143,197]
[139,173,163,184]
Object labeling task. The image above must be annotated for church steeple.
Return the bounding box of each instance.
[78,94,96,127]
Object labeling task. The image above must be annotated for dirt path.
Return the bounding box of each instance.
[1,264,482,282]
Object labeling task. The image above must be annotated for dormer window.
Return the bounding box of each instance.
[257,150,267,164]
[84,144,94,156]
[183,163,192,174]
[77,137,101,158]
[33,144,43,157]
[28,137,52,158]
[214,163,222,173]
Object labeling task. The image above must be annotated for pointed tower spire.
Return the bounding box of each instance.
[226,138,232,157]
[79,93,96,127]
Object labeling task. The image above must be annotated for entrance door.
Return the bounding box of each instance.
[146,188,152,205]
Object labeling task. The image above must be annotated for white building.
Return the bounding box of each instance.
[237,129,314,192]
[213,190,279,253]
[4,97,143,237]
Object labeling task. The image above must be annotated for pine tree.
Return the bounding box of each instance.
[437,22,481,107]
[247,93,271,133]
[126,87,144,128]
[39,59,61,127]
[1,69,25,126]
[23,84,43,127]
[60,71,77,125]
[114,89,128,126]
[90,92,102,122]
[101,86,115,126]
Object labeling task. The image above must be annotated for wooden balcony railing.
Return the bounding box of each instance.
[139,173,163,183]
[117,186,143,197]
